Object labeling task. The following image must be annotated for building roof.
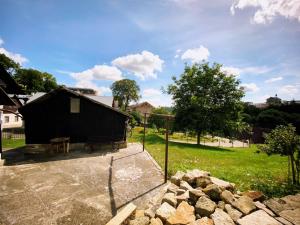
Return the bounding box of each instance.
[86,96,114,107]
[129,101,155,109]
[20,87,129,117]
[0,87,16,106]
[0,65,24,94]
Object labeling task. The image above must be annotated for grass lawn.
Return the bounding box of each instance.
[129,127,298,197]
[2,138,25,149]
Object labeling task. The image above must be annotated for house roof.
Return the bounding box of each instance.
[27,92,114,107]
[0,86,16,106]
[86,96,113,107]
[0,65,24,94]
[20,87,129,117]
[129,101,155,109]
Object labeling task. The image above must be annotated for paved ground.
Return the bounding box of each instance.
[0,143,165,225]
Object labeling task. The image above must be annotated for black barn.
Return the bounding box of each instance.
[19,87,129,144]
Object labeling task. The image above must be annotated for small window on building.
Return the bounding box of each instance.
[70,98,80,113]
[4,116,9,123]
[15,116,19,122]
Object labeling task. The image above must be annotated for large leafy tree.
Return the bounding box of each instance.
[0,53,20,75]
[168,62,244,144]
[14,69,58,94]
[111,79,140,111]
[148,107,172,130]
[0,53,58,94]
[260,124,300,185]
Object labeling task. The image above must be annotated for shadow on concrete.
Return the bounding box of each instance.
[108,152,165,216]
[2,147,119,166]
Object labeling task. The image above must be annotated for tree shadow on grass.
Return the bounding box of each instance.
[144,133,233,152]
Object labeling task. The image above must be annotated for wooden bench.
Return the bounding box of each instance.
[50,137,70,155]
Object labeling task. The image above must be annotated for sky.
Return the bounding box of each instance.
[1,0,300,106]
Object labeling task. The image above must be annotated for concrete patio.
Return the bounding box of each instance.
[0,143,165,225]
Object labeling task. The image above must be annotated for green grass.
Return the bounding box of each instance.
[129,127,299,197]
[2,138,25,149]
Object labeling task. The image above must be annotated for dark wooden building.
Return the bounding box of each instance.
[19,87,130,144]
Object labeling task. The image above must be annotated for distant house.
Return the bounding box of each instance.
[128,101,155,123]
[0,65,24,129]
[128,102,155,115]
[19,87,129,145]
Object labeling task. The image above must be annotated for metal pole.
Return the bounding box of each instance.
[164,117,169,183]
[142,113,146,151]
[0,119,2,159]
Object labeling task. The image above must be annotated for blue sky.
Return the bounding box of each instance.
[1,0,300,106]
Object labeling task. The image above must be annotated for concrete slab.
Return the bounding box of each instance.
[0,143,165,225]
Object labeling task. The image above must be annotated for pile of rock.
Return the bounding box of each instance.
[126,169,299,225]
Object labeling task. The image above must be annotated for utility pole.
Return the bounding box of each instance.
[164,117,169,183]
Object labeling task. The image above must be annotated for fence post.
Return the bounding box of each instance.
[142,113,146,151]
[164,117,169,183]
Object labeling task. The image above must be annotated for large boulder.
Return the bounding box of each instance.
[167,201,196,225]
[203,184,222,201]
[232,196,256,215]
[225,204,242,222]
[279,208,300,225]
[242,191,265,202]
[237,210,281,225]
[150,217,163,225]
[176,190,190,205]
[180,181,194,191]
[189,189,206,202]
[129,216,150,225]
[182,169,210,185]
[196,176,212,188]
[162,193,177,208]
[221,190,235,205]
[171,171,185,186]
[188,217,214,225]
[156,202,176,222]
[195,196,217,217]
[211,208,235,225]
[210,177,234,191]
[167,183,180,194]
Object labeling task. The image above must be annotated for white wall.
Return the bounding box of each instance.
[0,112,23,128]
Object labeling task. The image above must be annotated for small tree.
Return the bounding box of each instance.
[148,107,171,130]
[260,124,300,185]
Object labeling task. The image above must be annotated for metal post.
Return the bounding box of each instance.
[0,119,2,159]
[142,113,146,151]
[164,117,169,183]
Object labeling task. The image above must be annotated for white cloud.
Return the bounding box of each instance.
[241,83,260,92]
[0,38,28,65]
[181,46,210,63]
[71,65,123,81]
[222,65,272,76]
[265,76,283,83]
[279,85,299,96]
[231,0,300,24]
[73,79,111,95]
[222,66,241,76]
[112,51,164,80]
[61,64,122,95]
[143,88,162,97]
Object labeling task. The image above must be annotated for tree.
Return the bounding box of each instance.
[256,109,287,129]
[129,110,142,127]
[148,107,171,130]
[260,124,300,185]
[14,69,58,94]
[168,62,244,145]
[0,53,20,75]
[266,94,282,106]
[111,79,140,111]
